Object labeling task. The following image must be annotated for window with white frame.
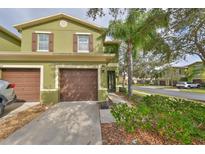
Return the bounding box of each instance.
[78,35,89,53]
[37,33,49,52]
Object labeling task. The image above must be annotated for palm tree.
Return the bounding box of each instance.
[105,9,169,98]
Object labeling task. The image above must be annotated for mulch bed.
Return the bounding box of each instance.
[0,104,48,141]
[101,123,169,145]
[101,123,205,145]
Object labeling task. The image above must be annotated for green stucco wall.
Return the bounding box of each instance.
[0,31,21,51]
[21,19,103,53]
[41,90,59,104]
[98,89,108,101]
[43,63,56,89]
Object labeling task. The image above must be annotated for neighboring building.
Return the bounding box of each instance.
[0,26,21,51]
[156,61,205,86]
[185,61,205,85]
[156,66,187,86]
[0,13,119,103]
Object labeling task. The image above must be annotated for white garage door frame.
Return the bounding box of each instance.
[55,65,104,91]
[0,65,43,91]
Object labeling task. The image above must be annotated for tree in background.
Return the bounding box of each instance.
[87,8,127,20]
[87,8,170,98]
[185,62,205,82]
[88,8,205,65]
[164,9,205,65]
[133,53,164,83]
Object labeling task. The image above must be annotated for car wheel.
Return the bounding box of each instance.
[0,103,5,117]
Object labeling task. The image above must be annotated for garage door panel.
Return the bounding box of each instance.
[13,82,40,86]
[2,68,40,102]
[5,77,40,80]
[7,80,40,84]
[60,69,98,101]
[17,91,40,95]
[3,73,40,77]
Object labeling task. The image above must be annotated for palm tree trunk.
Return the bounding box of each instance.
[122,69,126,88]
[127,42,132,98]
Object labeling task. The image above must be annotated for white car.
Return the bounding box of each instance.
[0,80,16,116]
[176,82,201,89]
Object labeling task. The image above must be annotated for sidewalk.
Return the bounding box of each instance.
[100,93,129,124]
[108,93,128,104]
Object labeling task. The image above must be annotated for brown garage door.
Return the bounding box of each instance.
[2,68,40,102]
[60,69,98,101]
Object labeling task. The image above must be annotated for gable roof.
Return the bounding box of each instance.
[185,61,203,67]
[0,25,21,42]
[14,13,105,32]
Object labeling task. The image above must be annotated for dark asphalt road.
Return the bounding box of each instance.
[133,86,205,102]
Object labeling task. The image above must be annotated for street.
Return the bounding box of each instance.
[133,86,205,102]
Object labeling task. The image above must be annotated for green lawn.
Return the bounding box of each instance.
[134,84,205,94]
[134,83,151,86]
[133,90,150,96]
[134,84,175,89]
[133,89,182,100]
[180,88,205,94]
[133,89,205,103]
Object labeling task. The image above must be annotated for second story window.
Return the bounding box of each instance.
[32,32,53,52]
[37,33,49,52]
[78,35,89,53]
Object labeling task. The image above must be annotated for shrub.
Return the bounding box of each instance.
[111,104,138,132]
[111,95,205,144]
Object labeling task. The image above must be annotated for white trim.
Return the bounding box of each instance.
[37,49,49,52]
[75,32,91,35]
[0,65,44,91]
[41,89,58,91]
[77,50,89,53]
[98,65,101,90]
[35,31,52,34]
[55,65,102,91]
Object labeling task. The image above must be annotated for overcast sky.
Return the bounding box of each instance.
[0,8,112,35]
[0,8,201,66]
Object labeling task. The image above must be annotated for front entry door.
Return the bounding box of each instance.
[107,71,116,92]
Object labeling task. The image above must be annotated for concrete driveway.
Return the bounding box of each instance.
[0,101,102,145]
[133,86,205,102]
